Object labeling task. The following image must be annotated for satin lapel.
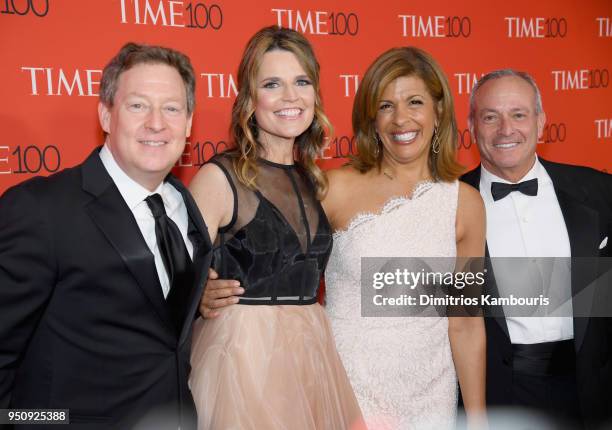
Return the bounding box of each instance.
[82,150,174,333]
[180,244,212,344]
[461,166,510,339]
[548,174,600,353]
[483,246,511,338]
[460,165,481,189]
[167,175,213,344]
[554,189,600,260]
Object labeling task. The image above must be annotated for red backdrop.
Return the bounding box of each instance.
[1,0,611,193]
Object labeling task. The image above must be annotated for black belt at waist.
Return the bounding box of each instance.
[511,339,576,376]
[238,296,318,305]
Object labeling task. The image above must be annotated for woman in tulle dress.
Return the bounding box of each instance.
[188,26,363,430]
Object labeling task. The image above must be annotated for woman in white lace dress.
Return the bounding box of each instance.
[321,47,487,429]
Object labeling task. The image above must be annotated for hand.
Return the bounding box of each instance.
[199,268,244,318]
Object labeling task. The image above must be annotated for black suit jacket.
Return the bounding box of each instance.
[0,148,212,429]
[461,159,612,427]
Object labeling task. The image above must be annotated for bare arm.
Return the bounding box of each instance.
[189,163,243,318]
[321,166,353,231]
[449,181,487,426]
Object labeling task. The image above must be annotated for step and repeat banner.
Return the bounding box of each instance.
[1,0,610,192]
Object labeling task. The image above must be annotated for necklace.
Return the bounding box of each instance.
[383,170,394,180]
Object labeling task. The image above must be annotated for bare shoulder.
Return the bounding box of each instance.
[188,161,234,237]
[323,165,360,205]
[322,164,363,228]
[326,164,361,185]
[189,162,231,200]
[456,181,485,242]
[457,181,484,212]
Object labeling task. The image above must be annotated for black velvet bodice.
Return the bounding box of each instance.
[210,153,332,305]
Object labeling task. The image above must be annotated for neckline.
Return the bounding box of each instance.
[332,180,436,239]
[259,157,296,169]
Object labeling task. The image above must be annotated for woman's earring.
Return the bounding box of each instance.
[374,133,382,157]
[431,126,440,154]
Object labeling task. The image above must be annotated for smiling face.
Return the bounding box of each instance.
[98,63,193,190]
[253,49,315,148]
[471,75,546,182]
[375,74,438,168]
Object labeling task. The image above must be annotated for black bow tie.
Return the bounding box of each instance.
[490,178,538,201]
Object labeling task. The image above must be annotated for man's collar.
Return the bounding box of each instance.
[480,156,552,201]
[99,144,164,211]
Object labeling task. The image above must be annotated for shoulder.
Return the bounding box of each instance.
[456,181,485,232]
[189,154,236,210]
[326,164,364,191]
[323,165,362,203]
[322,165,363,224]
[540,159,612,205]
[0,166,83,243]
[541,158,610,182]
[2,164,81,206]
[539,158,611,178]
[189,157,233,196]
[457,180,483,207]
[188,155,236,233]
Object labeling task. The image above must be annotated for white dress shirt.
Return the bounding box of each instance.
[480,157,574,344]
[99,144,193,298]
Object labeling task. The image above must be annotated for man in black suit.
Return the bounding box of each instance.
[0,43,211,429]
[461,69,612,428]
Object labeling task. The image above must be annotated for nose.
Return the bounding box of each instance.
[392,104,409,127]
[145,107,165,132]
[498,114,513,136]
[282,83,298,101]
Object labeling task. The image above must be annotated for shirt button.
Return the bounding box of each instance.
[522,217,528,223]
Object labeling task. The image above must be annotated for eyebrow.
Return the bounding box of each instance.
[480,107,530,113]
[123,94,185,107]
[260,74,310,83]
[378,93,424,103]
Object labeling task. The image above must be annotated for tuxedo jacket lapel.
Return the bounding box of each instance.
[542,160,601,260]
[167,175,213,344]
[81,150,174,333]
[542,159,601,352]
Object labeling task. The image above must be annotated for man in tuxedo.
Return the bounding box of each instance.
[0,43,211,429]
[461,69,612,428]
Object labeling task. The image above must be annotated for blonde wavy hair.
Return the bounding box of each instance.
[351,47,463,182]
[228,26,331,198]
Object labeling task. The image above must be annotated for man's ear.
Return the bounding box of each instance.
[98,102,111,134]
[536,110,546,140]
[468,118,475,142]
[186,112,193,138]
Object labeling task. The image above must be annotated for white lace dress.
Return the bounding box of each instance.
[326,180,459,430]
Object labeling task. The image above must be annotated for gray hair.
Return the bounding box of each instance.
[100,42,196,114]
[468,69,543,127]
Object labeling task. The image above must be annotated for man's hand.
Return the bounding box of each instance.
[199,268,244,318]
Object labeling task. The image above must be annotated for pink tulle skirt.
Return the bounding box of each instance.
[190,303,364,430]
